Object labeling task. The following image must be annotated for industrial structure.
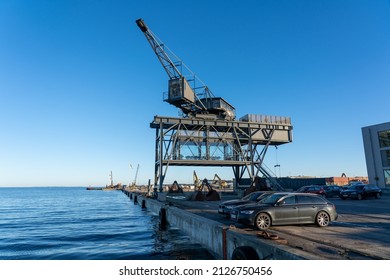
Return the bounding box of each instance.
[362,121,390,188]
[136,19,293,194]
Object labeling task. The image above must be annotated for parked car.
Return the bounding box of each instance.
[339,184,382,200]
[295,185,326,197]
[230,192,338,230]
[218,191,273,215]
[323,185,342,198]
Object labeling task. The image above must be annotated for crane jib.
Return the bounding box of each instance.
[135,18,236,120]
[136,18,148,32]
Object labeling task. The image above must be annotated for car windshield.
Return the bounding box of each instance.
[260,193,287,204]
[350,185,364,190]
[242,192,260,201]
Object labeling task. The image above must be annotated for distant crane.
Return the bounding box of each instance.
[136,18,235,120]
[109,171,113,188]
[132,164,139,186]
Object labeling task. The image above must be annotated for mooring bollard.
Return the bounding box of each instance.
[134,195,138,204]
[141,199,146,209]
[159,208,167,229]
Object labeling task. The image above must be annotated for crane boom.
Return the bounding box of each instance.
[136,19,182,79]
[136,18,236,120]
[133,164,139,186]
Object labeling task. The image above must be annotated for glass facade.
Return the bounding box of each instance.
[381,150,390,167]
[378,129,390,186]
[363,124,390,188]
[384,169,390,187]
[378,130,390,148]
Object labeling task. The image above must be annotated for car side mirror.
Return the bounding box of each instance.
[276,200,285,206]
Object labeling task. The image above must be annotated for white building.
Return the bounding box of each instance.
[362,122,390,188]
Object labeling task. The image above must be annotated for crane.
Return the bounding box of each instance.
[136,18,236,120]
[133,164,139,186]
[129,164,139,189]
[211,174,228,189]
[191,170,220,201]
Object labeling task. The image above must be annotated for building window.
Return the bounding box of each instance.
[378,130,390,148]
[384,169,390,187]
[381,150,390,167]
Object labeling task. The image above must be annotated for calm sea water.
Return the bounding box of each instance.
[0,187,215,260]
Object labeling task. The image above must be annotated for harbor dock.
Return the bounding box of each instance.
[121,189,390,260]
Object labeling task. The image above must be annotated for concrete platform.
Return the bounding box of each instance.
[123,190,390,260]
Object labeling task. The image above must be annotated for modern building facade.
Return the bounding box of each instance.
[362,122,390,188]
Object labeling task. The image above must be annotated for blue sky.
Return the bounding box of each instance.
[1,0,389,187]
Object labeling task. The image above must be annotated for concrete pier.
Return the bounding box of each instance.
[122,190,317,260]
[122,189,390,260]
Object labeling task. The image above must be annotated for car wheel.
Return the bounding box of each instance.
[357,194,362,200]
[316,211,330,227]
[376,193,381,199]
[255,213,271,230]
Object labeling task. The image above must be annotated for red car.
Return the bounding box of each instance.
[295,185,326,197]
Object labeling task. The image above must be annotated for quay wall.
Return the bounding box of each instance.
[165,204,225,259]
[122,190,318,260]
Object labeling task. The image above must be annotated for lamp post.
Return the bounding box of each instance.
[274,164,281,178]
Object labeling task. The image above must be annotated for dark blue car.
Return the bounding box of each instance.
[339,184,382,200]
[218,191,273,215]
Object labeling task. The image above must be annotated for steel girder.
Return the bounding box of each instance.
[151,116,292,192]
